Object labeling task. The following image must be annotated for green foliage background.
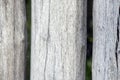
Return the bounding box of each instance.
[25,0,31,80]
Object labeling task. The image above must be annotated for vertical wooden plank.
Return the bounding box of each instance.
[31,0,87,80]
[92,0,119,80]
[0,0,26,80]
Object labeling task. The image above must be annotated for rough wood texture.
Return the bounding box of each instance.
[0,0,26,80]
[92,0,120,80]
[31,0,87,80]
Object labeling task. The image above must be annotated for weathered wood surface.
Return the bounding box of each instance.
[92,0,120,80]
[31,0,87,80]
[0,0,26,80]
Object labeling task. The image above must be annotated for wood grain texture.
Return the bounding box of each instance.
[0,0,26,80]
[92,0,120,80]
[31,0,87,80]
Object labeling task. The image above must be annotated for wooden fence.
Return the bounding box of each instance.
[0,0,119,80]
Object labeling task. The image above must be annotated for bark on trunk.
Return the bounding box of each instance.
[0,0,26,80]
[31,0,87,80]
[92,0,120,80]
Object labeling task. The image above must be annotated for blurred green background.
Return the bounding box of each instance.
[25,0,93,80]
[25,0,31,80]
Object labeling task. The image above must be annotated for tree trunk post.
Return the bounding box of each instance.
[31,0,87,80]
[0,0,26,80]
[92,0,120,80]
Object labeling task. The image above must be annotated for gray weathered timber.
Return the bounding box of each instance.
[0,0,26,80]
[92,0,120,80]
[31,0,87,80]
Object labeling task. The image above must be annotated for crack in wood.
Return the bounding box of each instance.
[115,7,120,78]
[0,28,2,43]
[13,0,17,79]
[53,51,56,80]
[44,22,50,80]
[4,0,8,20]
[44,0,51,80]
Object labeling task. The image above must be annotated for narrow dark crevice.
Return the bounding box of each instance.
[25,0,31,80]
[13,1,17,79]
[86,0,93,80]
[44,0,51,80]
[87,0,93,59]
[115,6,120,74]
[4,0,8,20]
[44,22,50,80]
